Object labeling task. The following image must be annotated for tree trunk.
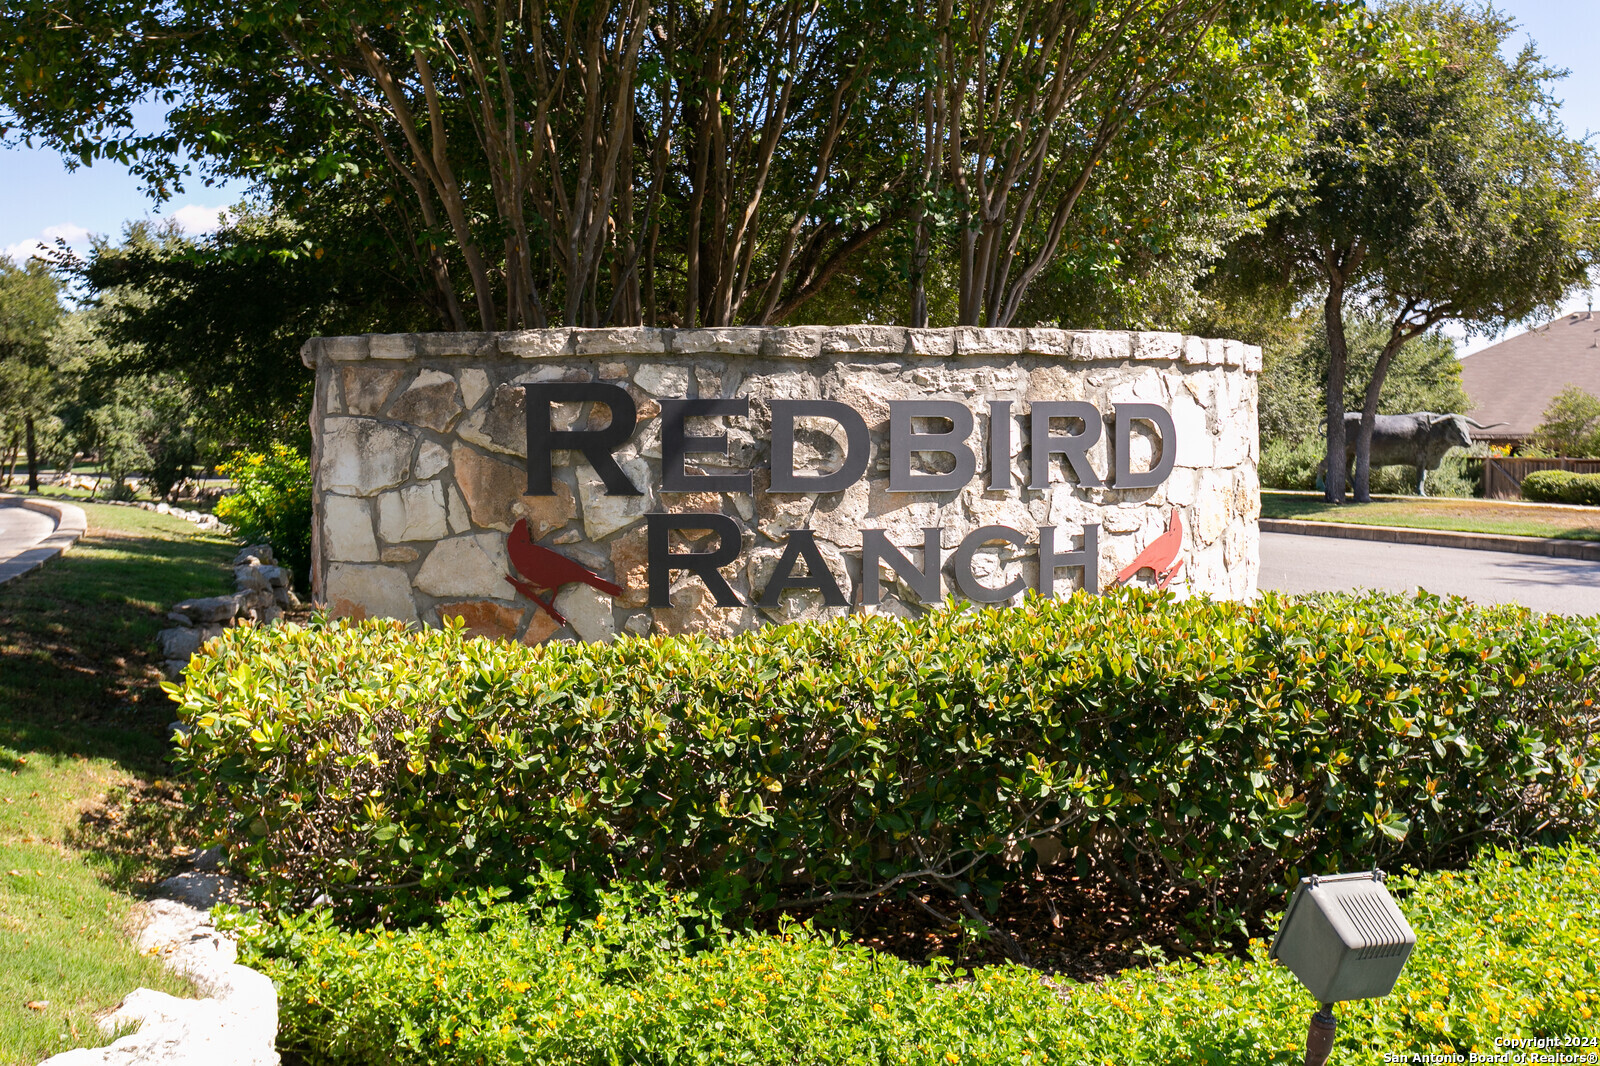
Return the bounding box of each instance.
[25,414,39,494]
[2,433,18,489]
[1323,281,1350,504]
[1353,336,1405,503]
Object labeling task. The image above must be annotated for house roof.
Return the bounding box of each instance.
[1458,311,1600,440]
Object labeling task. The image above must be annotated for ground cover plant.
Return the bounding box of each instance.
[1521,470,1600,507]
[0,502,235,1064]
[1261,491,1600,540]
[173,590,1600,948]
[238,843,1600,1065]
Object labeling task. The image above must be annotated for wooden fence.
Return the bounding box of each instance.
[1482,457,1600,499]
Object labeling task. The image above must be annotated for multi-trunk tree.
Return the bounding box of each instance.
[3,0,1348,330]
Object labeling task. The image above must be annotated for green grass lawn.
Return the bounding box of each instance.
[0,503,238,1065]
[1262,491,1600,541]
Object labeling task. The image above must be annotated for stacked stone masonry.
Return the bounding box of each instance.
[157,544,301,677]
[302,327,1261,642]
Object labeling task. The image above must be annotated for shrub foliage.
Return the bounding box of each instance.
[240,845,1600,1065]
[172,592,1600,927]
[1521,469,1600,506]
[214,443,313,581]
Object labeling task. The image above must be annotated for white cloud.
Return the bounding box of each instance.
[40,223,91,244]
[167,204,229,234]
[3,239,51,263]
[3,225,89,264]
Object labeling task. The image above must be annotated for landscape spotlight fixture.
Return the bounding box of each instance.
[1269,870,1416,1066]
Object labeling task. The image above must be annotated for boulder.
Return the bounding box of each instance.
[157,628,202,661]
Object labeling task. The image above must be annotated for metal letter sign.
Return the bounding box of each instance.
[517,384,1183,611]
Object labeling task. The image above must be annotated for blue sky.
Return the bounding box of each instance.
[1,3,1595,351]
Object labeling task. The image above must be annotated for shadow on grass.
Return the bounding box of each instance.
[0,509,237,772]
[0,509,237,888]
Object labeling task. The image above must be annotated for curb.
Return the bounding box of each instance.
[1261,518,1600,562]
[0,494,89,585]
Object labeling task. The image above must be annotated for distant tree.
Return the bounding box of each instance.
[1227,1,1600,502]
[1257,312,1469,448]
[78,211,431,450]
[1532,386,1600,458]
[0,255,63,492]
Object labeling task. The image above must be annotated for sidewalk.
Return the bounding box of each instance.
[0,494,89,584]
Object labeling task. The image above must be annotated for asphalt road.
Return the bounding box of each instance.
[1259,531,1600,616]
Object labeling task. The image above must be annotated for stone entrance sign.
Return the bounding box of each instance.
[302,327,1261,642]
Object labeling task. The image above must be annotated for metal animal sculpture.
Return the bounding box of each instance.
[1111,508,1185,591]
[1333,413,1504,496]
[505,517,624,625]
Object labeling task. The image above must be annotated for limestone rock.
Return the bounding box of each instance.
[501,328,573,359]
[460,368,491,409]
[155,872,240,910]
[322,495,378,563]
[437,600,524,640]
[446,484,472,534]
[377,481,449,542]
[381,546,420,564]
[233,564,271,592]
[170,596,240,625]
[522,609,563,644]
[456,383,528,457]
[608,527,650,608]
[652,579,754,639]
[453,443,575,535]
[319,419,416,496]
[158,628,202,660]
[325,563,418,624]
[413,534,511,600]
[233,545,275,567]
[576,455,653,540]
[341,367,404,416]
[633,364,689,397]
[38,894,279,1066]
[553,584,617,643]
[415,440,450,480]
[387,369,462,432]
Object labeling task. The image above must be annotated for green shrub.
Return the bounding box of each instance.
[1522,469,1600,506]
[214,443,313,581]
[240,844,1600,1065]
[1258,437,1323,490]
[1261,438,1483,497]
[172,591,1600,928]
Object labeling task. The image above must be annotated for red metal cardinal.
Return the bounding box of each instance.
[505,517,624,625]
[1111,507,1185,591]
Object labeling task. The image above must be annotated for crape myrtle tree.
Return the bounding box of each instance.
[1226,1,1600,503]
[3,0,1353,332]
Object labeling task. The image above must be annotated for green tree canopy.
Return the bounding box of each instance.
[2,0,1350,330]
[1532,386,1600,458]
[0,255,64,491]
[1228,0,1600,502]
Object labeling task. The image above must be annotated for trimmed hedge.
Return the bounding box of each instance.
[1521,469,1600,505]
[240,845,1600,1065]
[171,591,1600,926]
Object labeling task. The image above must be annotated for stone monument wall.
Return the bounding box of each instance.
[301,327,1261,642]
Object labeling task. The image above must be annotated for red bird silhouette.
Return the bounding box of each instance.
[505,517,624,625]
[1111,507,1185,591]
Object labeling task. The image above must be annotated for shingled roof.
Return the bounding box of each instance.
[1458,311,1600,442]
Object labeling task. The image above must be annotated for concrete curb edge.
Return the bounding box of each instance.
[0,494,89,585]
[1261,517,1600,562]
